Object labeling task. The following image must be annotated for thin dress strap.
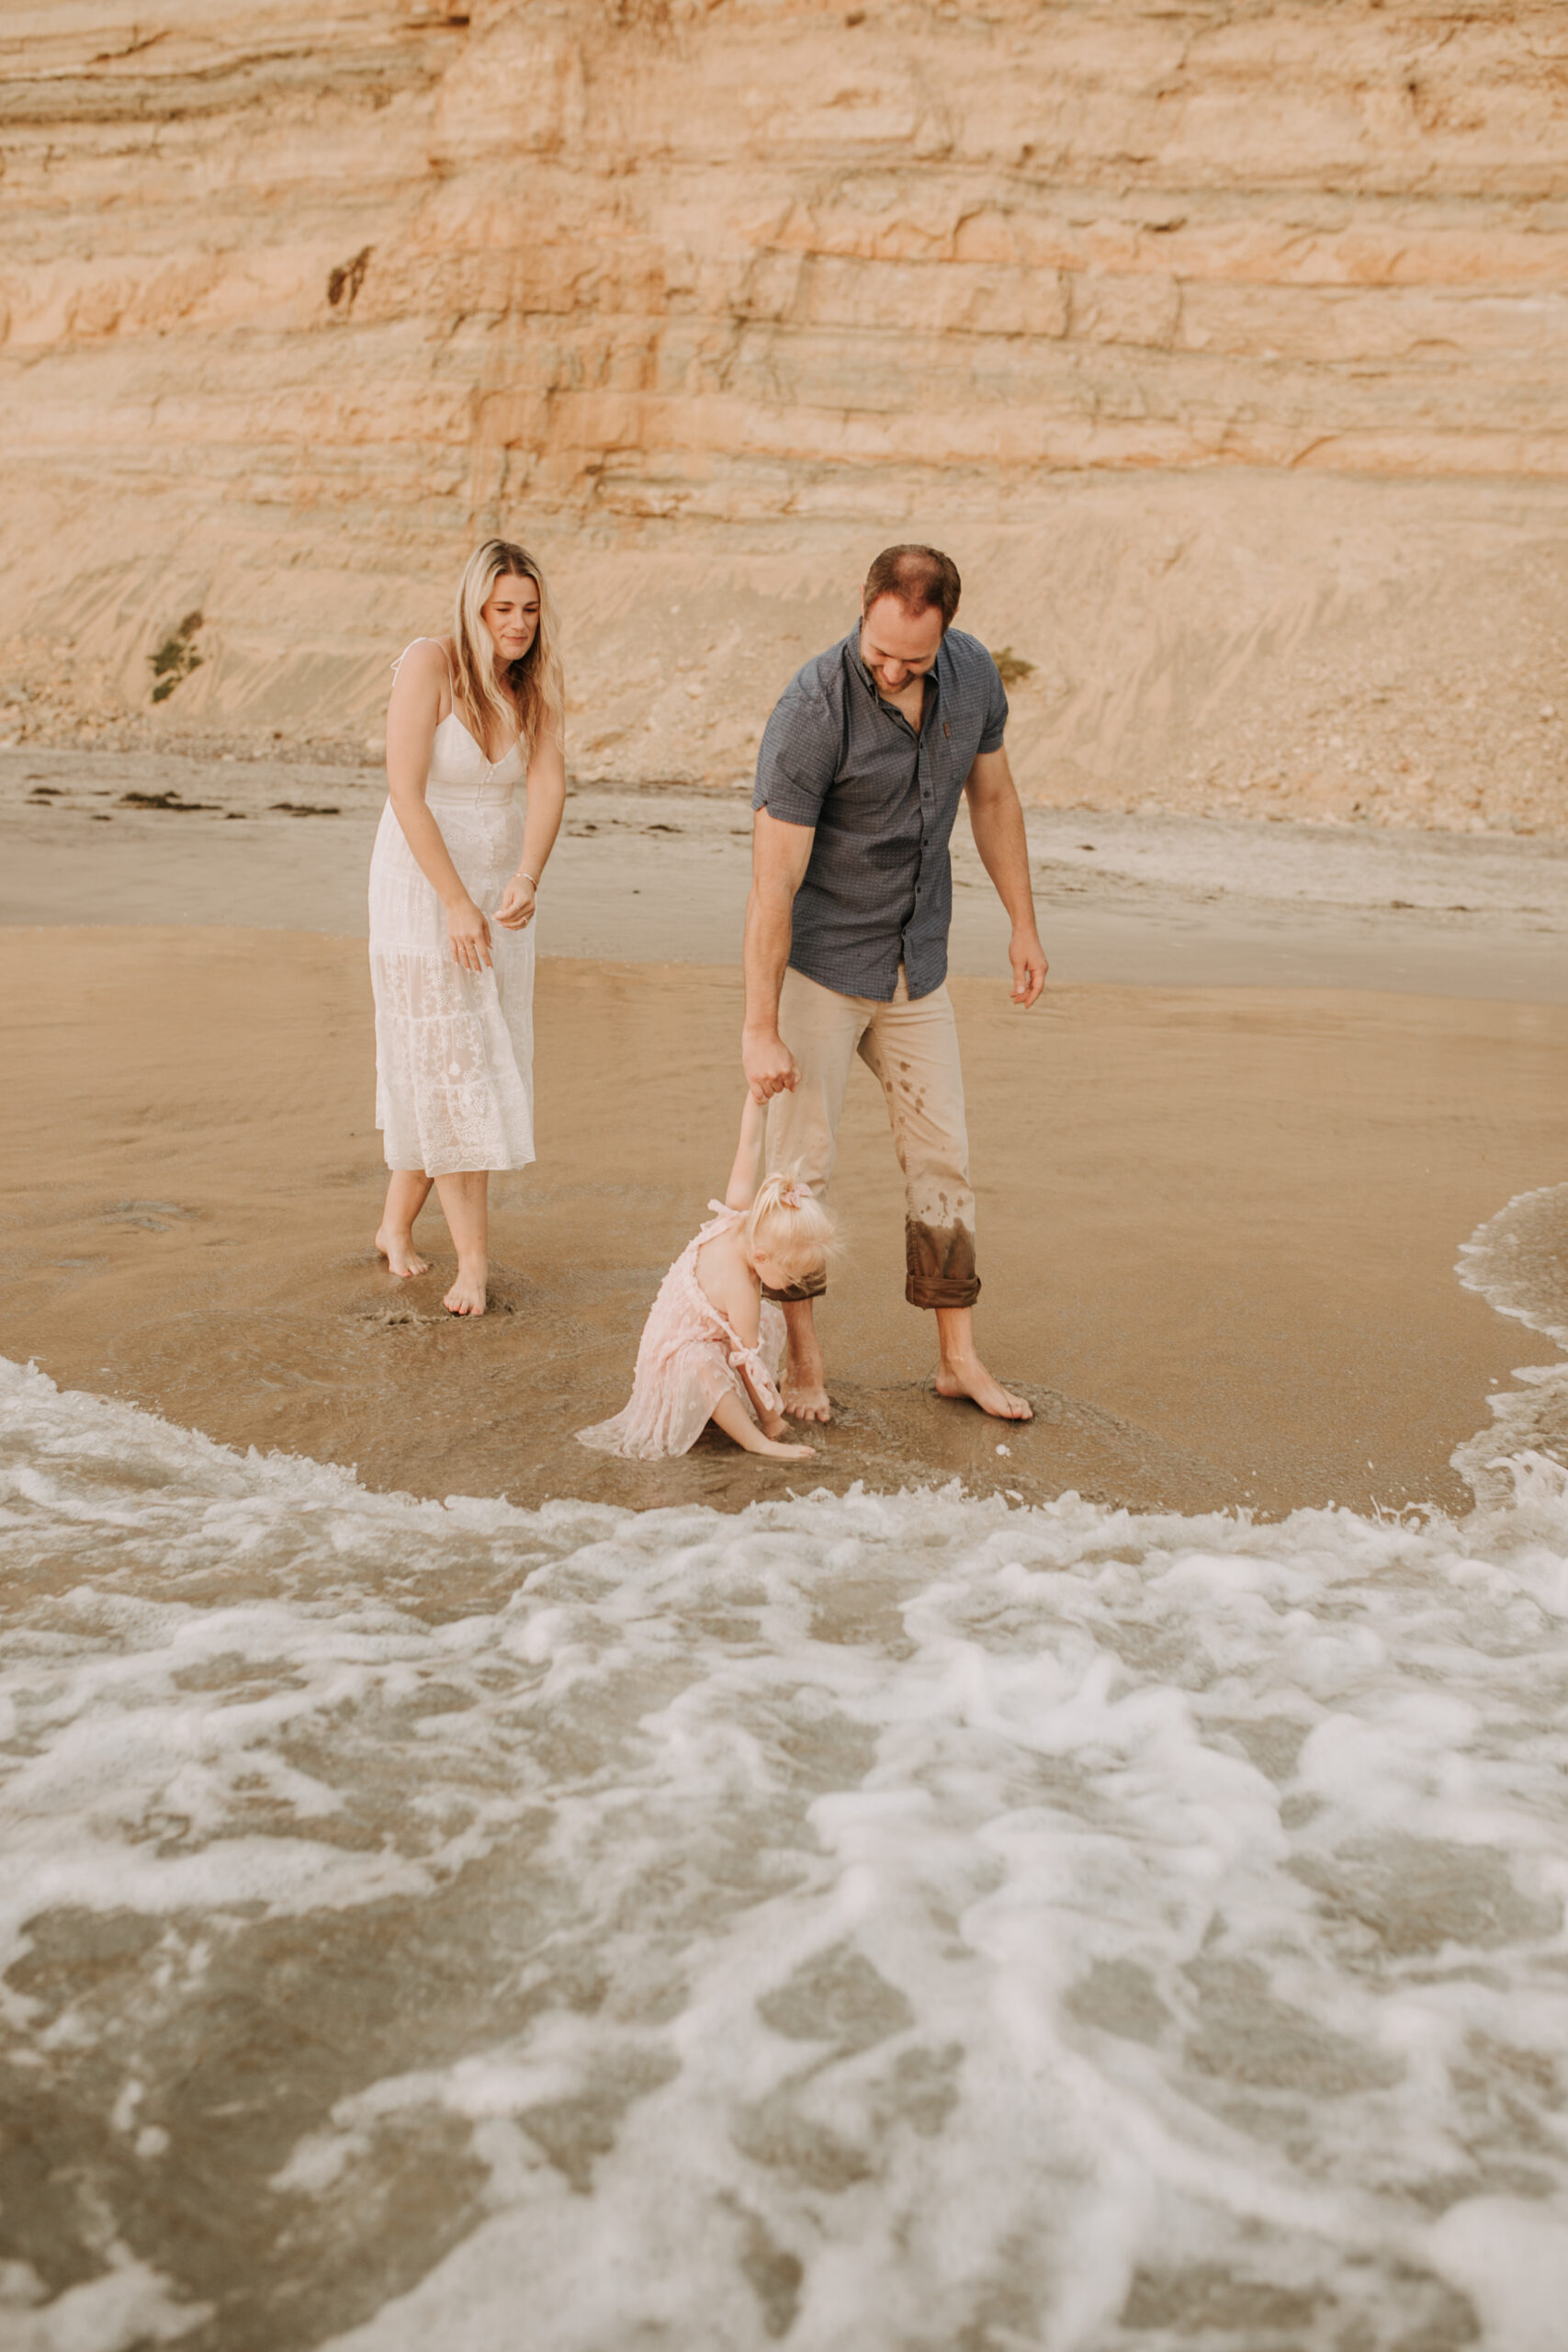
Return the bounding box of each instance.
[389,635,453,677]
[394,638,522,773]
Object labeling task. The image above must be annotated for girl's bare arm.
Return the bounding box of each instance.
[723,1092,769,1211]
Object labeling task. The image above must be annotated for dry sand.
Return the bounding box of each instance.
[6,745,1568,1001]
[4,924,1565,1521]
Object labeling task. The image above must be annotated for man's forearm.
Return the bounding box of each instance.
[969,785,1040,933]
[744,808,816,1092]
[742,883,794,1039]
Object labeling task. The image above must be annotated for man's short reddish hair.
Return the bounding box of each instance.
[863,544,962,632]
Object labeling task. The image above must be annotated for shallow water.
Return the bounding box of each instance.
[1454,1181,1568,1511]
[6,1193,1568,2350]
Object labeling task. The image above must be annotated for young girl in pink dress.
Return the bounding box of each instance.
[578,1095,835,1463]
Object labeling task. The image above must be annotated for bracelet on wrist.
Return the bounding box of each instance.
[516,870,539,889]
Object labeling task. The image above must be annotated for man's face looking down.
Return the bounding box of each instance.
[859,594,944,701]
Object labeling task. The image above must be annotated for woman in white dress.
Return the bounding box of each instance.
[369,538,566,1315]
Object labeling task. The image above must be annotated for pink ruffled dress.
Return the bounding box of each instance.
[578,1203,787,1460]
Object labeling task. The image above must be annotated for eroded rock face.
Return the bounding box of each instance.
[3,0,1566,826]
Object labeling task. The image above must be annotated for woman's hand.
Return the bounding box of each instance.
[446,896,492,973]
[494,873,536,932]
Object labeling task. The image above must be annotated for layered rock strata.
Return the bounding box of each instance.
[3,0,1566,825]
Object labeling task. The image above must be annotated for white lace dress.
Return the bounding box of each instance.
[368,666,536,1176]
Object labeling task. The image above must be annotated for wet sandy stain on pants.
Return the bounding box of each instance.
[905,1218,979,1308]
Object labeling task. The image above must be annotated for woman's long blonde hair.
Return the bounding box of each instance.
[452,538,564,757]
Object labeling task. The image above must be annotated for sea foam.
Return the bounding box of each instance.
[1455,1179,1568,1511]
[4,1308,1568,2350]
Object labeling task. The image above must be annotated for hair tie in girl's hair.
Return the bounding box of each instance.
[777,1181,808,1211]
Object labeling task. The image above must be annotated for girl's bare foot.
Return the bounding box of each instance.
[444,1264,488,1316]
[375,1227,430,1279]
[935,1353,1032,1420]
[712,1394,817,1459]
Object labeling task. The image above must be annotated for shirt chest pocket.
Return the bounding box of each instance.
[923,717,974,804]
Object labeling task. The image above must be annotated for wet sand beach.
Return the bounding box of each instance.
[4,922,1565,1520]
[9,799,1568,2351]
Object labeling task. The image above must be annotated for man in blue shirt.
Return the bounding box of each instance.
[743,544,1047,1424]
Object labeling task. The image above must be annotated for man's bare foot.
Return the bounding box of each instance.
[444,1265,488,1317]
[375,1227,429,1279]
[935,1354,1033,1421]
[779,1301,832,1421]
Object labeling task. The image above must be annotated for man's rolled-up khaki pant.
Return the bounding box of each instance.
[762,966,979,1309]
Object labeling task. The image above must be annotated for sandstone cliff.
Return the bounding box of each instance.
[3,0,1566,828]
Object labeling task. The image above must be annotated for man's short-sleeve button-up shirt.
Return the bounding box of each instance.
[751,622,1009,1002]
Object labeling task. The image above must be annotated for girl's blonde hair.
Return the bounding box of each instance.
[747,1173,837,1282]
[453,538,564,758]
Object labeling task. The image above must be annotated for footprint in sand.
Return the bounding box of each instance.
[105,1200,189,1232]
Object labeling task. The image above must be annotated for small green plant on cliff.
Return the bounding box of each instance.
[989,647,1035,687]
[149,611,204,704]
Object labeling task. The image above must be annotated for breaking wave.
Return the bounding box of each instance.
[6,1189,1568,2350]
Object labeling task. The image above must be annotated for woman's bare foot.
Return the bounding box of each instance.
[935,1352,1033,1420]
[444,1263,488,1317]
[375,1227,430,1280]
